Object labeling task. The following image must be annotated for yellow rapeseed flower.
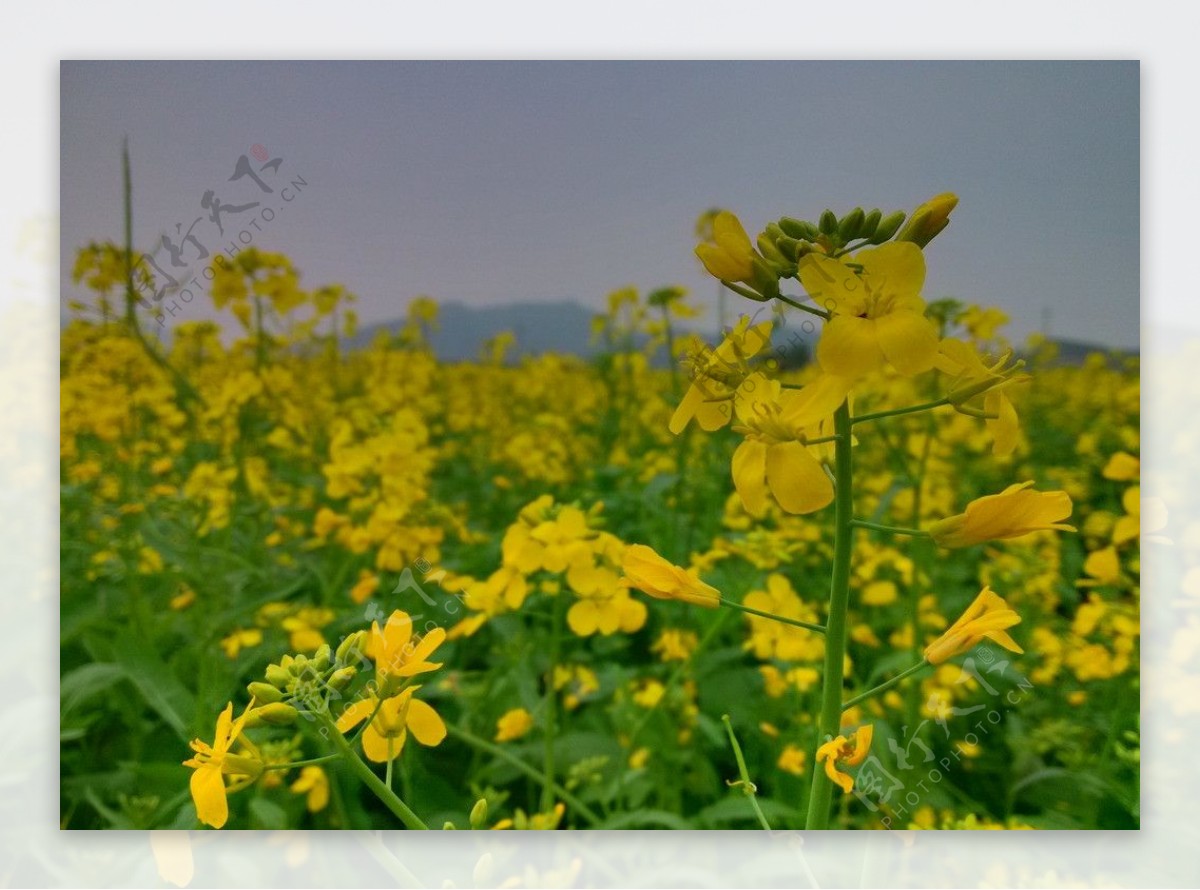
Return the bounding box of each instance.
[815,724,873,794]
[669,317,773,434]
[494,707,535,742]
[336,686,447,763]
[927,481,1075,548]
[182,702,262,829]
[729,372,849,515]
[923,587,1023,665]
[621,544,719,608]
[289,765,330,813]
[798,242,939,378]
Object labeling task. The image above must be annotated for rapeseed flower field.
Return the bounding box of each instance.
[60,194,1139,830]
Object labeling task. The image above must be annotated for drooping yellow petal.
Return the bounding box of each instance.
[406,698,447,746]
[362,723,407,764]
[335,696,377,734]
[817,316,885,378]
[567,599,600,636]
[190,763,228,829]
[765,441,833,514]
[731,439,770,516]
[874,310,939,376]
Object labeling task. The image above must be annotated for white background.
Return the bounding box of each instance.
[4,2,1197,887]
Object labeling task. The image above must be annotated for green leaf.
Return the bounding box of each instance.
[61,662,126,716]
[112,638,196,741]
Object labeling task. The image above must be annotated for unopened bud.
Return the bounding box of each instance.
[871,210,907,243]
[778,217,819,241]
[312,644,332,673]
[858,208,882,241]
[818,209,839,235]
[247,681,284,703]
[265,664,292,690]
[328,666,357,691]
[469,798,489,830]
[250,702,299,726]
[336,630,368,665]
[838,207,865,241]
[896,193,958,247]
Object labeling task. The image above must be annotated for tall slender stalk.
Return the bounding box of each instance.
[805,399,854,829]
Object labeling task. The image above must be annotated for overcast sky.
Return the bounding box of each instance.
[60,60,1139,348]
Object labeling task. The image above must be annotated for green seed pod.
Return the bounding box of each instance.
[818,209,839,235]
[871,210,907,243]
[838,207,865,241]
[247,681,284,703]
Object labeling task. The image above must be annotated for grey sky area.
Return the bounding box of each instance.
[60,60,1139,349]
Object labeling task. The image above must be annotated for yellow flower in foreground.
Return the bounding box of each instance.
[693,210,779,300]
[815,724,873,794]
[695,211,757,281]
[798,242,939,378]
[495,707,535,742]
[182,702,262,829]
[336,686,447,763]
[729,372,849,516]
[621,544,719,608]
[367,609,447,692]
[669,317,773,434]
[928,481,1075,548]
[924,587,1023,665]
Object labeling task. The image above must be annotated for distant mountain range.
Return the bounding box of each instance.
[350,300,602,361]
[349,299,1138,367]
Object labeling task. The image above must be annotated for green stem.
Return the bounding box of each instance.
[849,519,929,537]
[541,596,565,811]
[721,715,772,831]
[719,597,826,634]
[262,753,340,771]
[775,293,831,320]
[805,399,854,830]
[445,724,602,827]
[841,661,930,712]
[320,714,428,830]
[851,398,949,426]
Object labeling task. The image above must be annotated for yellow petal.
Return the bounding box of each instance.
[190,763,228,829]
[765,441,833,514]
[857,242,926,299]
[874,311,938,376]
[362,723,407,763]
[335,696,376,734]
[817,316,885,378]
[567,600,600,636]
[731,439,769,516]
[798,254,866,316]
[406,698,447,746]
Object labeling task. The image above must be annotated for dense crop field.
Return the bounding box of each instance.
[60,199,1140,831]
